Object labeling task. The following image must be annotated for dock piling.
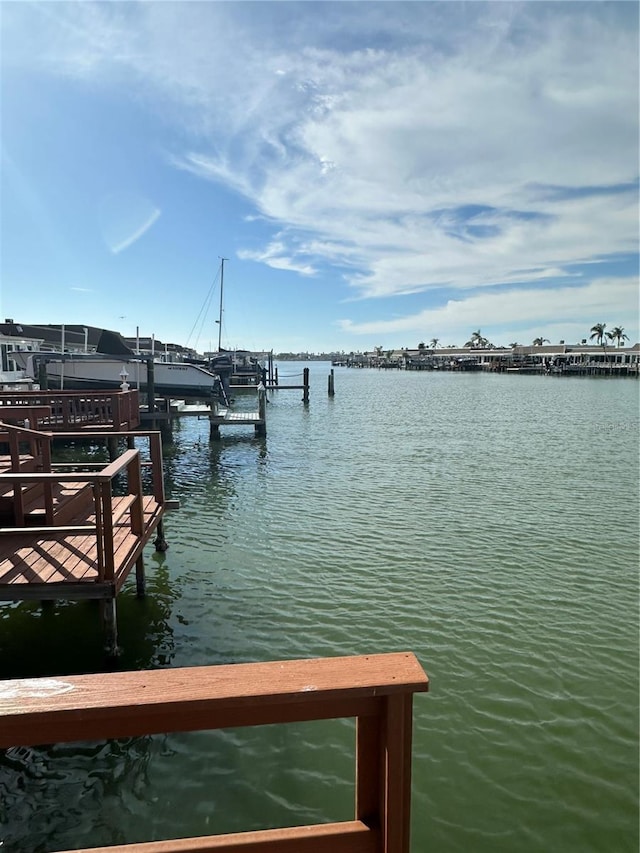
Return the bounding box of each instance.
[255,384,267,436]
[303,367,310,403]
[135,555,146,596]
[328,368,335,397]
[101,598,119,657]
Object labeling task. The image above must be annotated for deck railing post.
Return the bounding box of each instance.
[128,451,145,537]
[380,693,415,853]
[356,712,383,833]
[101,483,115,582]
[112,393,122,430]
[93,482,106,581]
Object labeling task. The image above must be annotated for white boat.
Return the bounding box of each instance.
[14,352,226,401]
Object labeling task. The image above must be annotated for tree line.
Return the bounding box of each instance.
[375,324,631,354]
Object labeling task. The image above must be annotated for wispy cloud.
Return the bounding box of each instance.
[97,192,161,254]
[237,240,317,276]
[337,276,639,346]
[4,1,638,317]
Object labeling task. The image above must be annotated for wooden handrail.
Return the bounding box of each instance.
[0,653,429,853]
[0,449,139,484]
[0,420,54,441]
[0,390,141,431]
[0,524,97,536]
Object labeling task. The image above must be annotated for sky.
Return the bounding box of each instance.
[1,1,638,354]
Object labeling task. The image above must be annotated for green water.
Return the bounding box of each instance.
[1,364,638,852]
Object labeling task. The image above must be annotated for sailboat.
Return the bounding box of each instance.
[204,258,264,389]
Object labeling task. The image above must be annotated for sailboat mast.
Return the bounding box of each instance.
[218,257,227,351]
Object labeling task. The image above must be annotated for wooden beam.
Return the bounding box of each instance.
[0,653,428,748]
[55,820,376,853]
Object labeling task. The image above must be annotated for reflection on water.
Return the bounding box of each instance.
[0,364,638,852]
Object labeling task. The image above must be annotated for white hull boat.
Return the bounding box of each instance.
[15,353,225,400]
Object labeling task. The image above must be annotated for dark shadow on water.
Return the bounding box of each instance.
[0,553,177,679]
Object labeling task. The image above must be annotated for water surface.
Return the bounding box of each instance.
[1,364,638,852]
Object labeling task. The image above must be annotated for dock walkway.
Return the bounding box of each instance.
[209,385,267,438]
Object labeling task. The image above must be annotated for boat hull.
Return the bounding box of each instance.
[16,355,224,400]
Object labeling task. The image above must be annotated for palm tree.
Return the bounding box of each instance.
[607,326,629,347]
[429,338,439,349]
[589,323,607,347]
[464,329,483,348]
[532,337,550,346]
[509,342,521,348]
[589,323,609,369]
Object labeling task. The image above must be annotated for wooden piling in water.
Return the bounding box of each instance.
[101,598,119,657]
[328,368,335,397]
[303,367,310,403]
[255,385,267,436]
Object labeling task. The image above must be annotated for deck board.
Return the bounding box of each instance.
[0,496,161,596]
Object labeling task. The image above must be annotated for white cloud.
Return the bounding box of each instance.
[337,276,639,346]
[237,241,317,276]
[4,1,638,315]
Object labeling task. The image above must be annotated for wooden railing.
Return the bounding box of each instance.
[0,652,428,853]
[52,430,166,508]
[0,420,53,472]
[0,448,143,570]
[0,390,140,430]
[0,428,165,583]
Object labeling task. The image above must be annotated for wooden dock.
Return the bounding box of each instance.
[0,423,168,654]
[0,652,429,853]
[209,385,267,439]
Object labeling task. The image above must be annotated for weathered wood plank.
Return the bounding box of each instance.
[0,653,428,748]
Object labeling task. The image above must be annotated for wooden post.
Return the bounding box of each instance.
[112,392,123,430]
[146,357,156,429]
[275,365,279,386]
[303,367,310,403]
[154,518,168,552]
[101,597,119,656]
[381,694,415,853]
[107,436,118,462]
[328,368,335,397]
[135,555,146,597]
[209,396,220,441]
[255,384,267,436]
[37,360,49,390]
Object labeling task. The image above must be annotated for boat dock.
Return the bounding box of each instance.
[0,422,169,654]
[209,385,267,438]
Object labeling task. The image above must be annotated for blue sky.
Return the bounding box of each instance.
[1,1,638,353]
